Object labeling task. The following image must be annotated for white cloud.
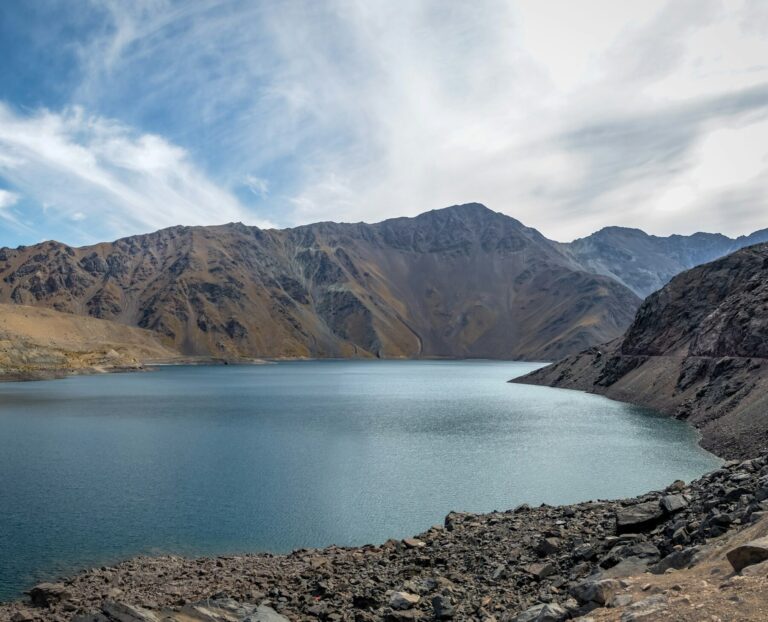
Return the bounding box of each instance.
[6,0,768,241]
[0,189,20,223]
[243,175,270,198]
[0,103,274,240]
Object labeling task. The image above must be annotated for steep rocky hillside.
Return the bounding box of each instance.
[0,304,178,380]
[517,243,768,459]
[0,204,640,361]
[562,226,768,298]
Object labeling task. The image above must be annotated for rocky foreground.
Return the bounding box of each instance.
[8,456,768,621]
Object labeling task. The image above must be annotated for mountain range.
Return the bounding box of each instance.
[0,203,764,361]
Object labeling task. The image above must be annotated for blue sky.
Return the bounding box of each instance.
[0,1,767,248]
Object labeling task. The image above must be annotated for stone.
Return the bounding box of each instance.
[666,480,685,493]
[608,593,633,607]
[513,603,568,622]
[570,578,620,605]
[431,594,454,619]
[660,495,688,514]
[26,583,72,607]
[616,501,664,533]
[535,537,561,556]
[740,559,768,577]
[403,538,426,549]
[9,611,36,622]
[247,606,291,622]
[100,602,161,622]
[524,562,556,580]
[651,546,700,574]
[726,536,768,572]
[389,592,420,610]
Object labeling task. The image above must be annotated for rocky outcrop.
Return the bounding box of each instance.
[0,204,641,361]
[516,244,768,459]
[10,453,768,621]
[0,303,179,380]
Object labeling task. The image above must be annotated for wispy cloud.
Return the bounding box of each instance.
[0,103,273,243]
[0,188,21,224]
[1,0,768,243]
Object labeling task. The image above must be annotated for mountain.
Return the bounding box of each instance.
[516,243,768,459]
[561,226,768,298]
[0,204,640,361]
[0,303,178,380]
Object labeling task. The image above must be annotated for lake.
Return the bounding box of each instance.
[0,360,719,600]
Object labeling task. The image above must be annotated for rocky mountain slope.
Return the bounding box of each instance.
[562,226,768,298]
[0,303,179,380]
[516,243,768,459]
[0,204,641,361]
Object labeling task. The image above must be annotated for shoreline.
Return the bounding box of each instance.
[2,455,766,620]
[0,360,743,621]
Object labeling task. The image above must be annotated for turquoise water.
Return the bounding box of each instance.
[0,360,719,600]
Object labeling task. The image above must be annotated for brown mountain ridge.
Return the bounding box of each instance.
[0,203,641,361]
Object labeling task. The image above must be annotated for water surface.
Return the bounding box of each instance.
[0,360,719,600]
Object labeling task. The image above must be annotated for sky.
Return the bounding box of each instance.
[0,0,767,247]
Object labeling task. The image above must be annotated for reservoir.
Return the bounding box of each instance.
[0,360,719,600]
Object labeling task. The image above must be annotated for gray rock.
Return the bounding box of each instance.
[740,559,768,576]
[616,501,664,533]
[248,606,290,622]
[26,583,72,607]
[389,592,420,610]
[523,562,556,580]
[651,546,700,574]
[431,594,454,619]
[726,536,768,572]
[513,603,568,622]
[570,578,620,605]
[660,494,688,513]
[100,602,161,622]
[535,537,561,556]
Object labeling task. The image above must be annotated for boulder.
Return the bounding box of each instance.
[601,542,659,569]
[431,594,454,619]
[250,606,291,622]
[535,537,561,556]
[523,562,556,580]
[403,538,426,549]
[390,592,420,610]
[660,494,688,514]
[513,603,568,622]
[726,536,768,572]
[651,546,700,574]
[100,602,161,622]
[26,583,72,607]
[616,501,664,533]
[570,578,620,605]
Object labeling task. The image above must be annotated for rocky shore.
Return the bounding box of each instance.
[8,455,768,621]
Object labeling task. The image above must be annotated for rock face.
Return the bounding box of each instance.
[0,204,641,361]
[0,303,178,380]
[561,225,768,298]
[5,455,768,622]
[516,243,768,459]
